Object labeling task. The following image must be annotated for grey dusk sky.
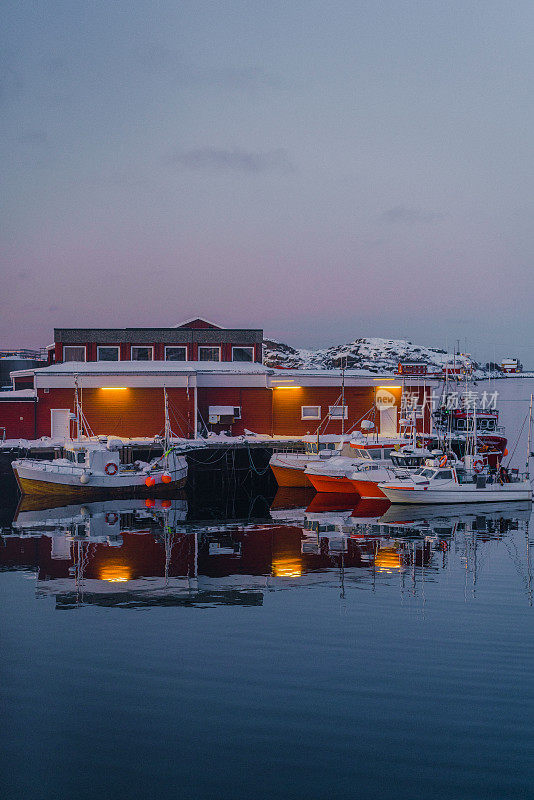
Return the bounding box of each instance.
[1,1,534,365]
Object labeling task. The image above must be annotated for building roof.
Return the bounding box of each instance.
[173,317,223,329]
[22,360,270,375]
[54,327,263,344]
[0,389,37,400]
[9,361,417,390]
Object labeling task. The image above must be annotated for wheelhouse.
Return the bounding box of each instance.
[390,450,431,468]
[350,445,395,461]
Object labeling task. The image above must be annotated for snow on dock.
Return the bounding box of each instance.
[0,432,305,457]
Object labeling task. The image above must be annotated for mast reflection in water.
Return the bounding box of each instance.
[2,485,534,800]
[2,493,532,609]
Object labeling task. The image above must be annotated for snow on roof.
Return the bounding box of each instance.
[19,360,270,376]
[0,389,37,400]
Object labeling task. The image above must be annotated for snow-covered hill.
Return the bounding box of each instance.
[262,337,478,374]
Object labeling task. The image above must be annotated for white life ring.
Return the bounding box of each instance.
[473,459,484,474]
[105,462,118,476]
[105,512,118,525]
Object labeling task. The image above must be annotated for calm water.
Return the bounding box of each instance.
[2,378,534,800]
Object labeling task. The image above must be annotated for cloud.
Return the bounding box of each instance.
[171,147,295,173]
[382,206,445,224]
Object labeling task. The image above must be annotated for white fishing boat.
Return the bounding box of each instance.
[269,434,357,487]
[379,394,534,505]
[11,388,188,499]
[347,446,452,499]
[378,459,532,504]
[304,438,417,494]
[12,440,188,499]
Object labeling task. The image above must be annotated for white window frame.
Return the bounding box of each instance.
[232,346,254,362]
[97,346,120,362]
[131,345,154,361]
[63,345,86,362]
[329,405,348,420]
[198,346,221,362]
[233,406,242,420]
[165,346,188,361]
[301,405,321,420]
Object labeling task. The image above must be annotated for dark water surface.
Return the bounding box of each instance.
[2,484,534,800]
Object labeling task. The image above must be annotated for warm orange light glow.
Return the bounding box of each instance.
[375,548,402,573]
[99,565,133,583]
[377,386,401,390]
[272,556,302,577]
[274,385,303,389]
[101,387,128,390]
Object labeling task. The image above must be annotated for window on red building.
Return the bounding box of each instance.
[131,346,153,361]
[329,405,348,419]
[301,406,321,420]
[199,346,221,362]
[63,346,86,362]
[165,346,187,361]
[232,346,254,362]
[97,346,119,361]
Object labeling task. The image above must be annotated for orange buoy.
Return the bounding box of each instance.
[161,499,172,509]
[145,476,155,487]
[145,498,155,508]
[161,473,172,484]
[504,448,508,456]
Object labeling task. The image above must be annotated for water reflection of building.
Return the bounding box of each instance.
[1,498,531,608]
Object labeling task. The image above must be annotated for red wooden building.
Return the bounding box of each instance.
[1,360,406,441]
[48,318,263,366]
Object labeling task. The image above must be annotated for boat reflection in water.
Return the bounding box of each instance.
[1,491,531,608]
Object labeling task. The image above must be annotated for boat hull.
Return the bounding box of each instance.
[379,484,532,504]
[306,473,358,494]
[13,471,187,499]
[270,464,312,487]
[12,462,187,499]
[349,479,387,499]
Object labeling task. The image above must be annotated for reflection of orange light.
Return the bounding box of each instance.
[375,548,402,573]
[99,565,132,583]
[274,386,302,389]
[272,556,302,577]
[101,387,128,391]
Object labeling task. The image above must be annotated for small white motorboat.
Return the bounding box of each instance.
[378,458,532,504]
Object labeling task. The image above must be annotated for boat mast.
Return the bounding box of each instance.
[74,375,82,439]
[526,393,533,476]
[341,359,346,436]
[163,387,171,472]
[164,387,171,448]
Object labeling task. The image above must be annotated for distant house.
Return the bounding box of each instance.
[47,318,264,365]
[501,358,522,373]
[397,362,428,376]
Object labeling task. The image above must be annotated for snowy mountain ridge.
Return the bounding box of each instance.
[262,337,478,374]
